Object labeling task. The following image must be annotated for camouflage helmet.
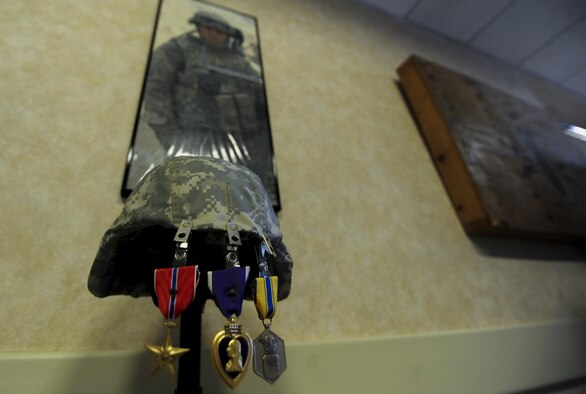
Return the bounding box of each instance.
[87,156,292,300]
[189,11,232,34]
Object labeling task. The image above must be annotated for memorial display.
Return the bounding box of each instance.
[122,0,281,210]
[398,55,586,241]
[89,156,292,390]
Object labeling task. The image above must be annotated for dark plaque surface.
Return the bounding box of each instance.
[398,56,586,241]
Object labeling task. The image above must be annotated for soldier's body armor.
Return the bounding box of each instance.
[171,34,261,135]
[142,33,275,202]
[142,33,271,186]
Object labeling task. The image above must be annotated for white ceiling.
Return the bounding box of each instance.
[357,0,586,98]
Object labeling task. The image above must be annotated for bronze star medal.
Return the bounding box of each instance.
[146,320,190,377]
[145,220,200,378]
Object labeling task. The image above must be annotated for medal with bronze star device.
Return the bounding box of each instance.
[145,220,200,377]
[252,235,287,384]
[208,223,253,389]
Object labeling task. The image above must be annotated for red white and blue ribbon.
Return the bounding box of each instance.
[154,265,200,320]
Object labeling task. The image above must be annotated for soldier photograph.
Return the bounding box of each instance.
[124,0,279,208]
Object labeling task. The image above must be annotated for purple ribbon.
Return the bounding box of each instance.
[208,267,249,318]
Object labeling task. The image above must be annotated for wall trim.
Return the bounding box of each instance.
[2,320,585,394]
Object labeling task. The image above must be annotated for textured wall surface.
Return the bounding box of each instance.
[1,0,586,352]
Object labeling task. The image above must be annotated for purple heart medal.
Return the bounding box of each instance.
[252,235,287,384]
[208,223,253,389]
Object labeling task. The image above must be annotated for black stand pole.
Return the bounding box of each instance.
[175,296,205,394]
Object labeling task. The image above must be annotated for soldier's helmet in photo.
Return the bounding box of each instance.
[189,10,232,34]
[87,156,292,300]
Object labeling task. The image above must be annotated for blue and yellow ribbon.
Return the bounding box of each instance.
[254,276,278,320]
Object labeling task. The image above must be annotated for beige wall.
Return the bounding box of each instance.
[1,0,586,353]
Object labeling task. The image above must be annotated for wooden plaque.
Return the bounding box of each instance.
[398,56,586,241]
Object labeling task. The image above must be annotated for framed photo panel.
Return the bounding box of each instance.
[398,55,586,242]
[122,0,281,210]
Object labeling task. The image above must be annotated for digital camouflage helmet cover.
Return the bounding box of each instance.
[87,156,292,300]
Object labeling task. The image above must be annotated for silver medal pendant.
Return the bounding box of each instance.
[253,328,287,384]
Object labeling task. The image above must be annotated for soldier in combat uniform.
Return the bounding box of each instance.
[140,11,273,192]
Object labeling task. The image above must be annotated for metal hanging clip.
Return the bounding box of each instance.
[173,220,193,267]
[225,223,242,268]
